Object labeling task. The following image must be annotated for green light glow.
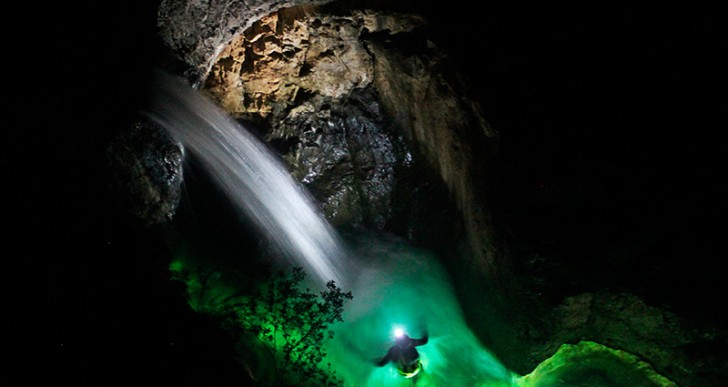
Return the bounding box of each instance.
[168,237,676,386]
[514,341,677,387]
[322,237,515,386]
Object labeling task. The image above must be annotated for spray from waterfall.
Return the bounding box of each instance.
[148,70,675,387]
[147,71,350,287]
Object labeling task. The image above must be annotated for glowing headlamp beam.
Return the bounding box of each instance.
[394,326,405,338]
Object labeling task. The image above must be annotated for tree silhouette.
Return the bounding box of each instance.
[217,267,353,386]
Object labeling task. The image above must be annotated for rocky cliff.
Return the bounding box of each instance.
[104,1,727,384]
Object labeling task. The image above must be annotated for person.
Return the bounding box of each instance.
[376,330,428,377]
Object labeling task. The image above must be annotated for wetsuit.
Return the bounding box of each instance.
[376,334,428,374]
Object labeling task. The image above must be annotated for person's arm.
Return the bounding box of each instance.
[412,333,429,346]
[376,347,396,367]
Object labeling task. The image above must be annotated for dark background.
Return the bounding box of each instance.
[433,3,726,319]
[5,1,725,384]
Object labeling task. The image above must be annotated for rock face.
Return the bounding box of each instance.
[368,28,507,287]
[528,292,727,386]
[199,8,397,228]
[199,8,426,230]
[106,119,184,228]
[149,2,727,385]
[203,8,375,118]
[152,0,517,372]
[198,5,507,284]
[158,0,337,84]
[271,91,403,228]
[520,341,678,386]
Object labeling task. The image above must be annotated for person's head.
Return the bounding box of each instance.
[395,334,411,347]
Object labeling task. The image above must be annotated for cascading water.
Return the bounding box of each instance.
[149,71,514,385]
[149,71,676,387]
[148,71,350,287]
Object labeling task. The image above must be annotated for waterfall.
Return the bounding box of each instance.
[147,71,350,287]
[147,71,671,387]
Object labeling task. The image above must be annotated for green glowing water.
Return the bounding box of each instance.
[169,235,515,385]
[324,236,515,386]
[169,235,676,386]
[157,70,677,386]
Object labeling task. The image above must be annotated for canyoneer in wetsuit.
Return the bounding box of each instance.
[376,330,428,378]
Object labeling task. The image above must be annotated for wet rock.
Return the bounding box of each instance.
[149,4,727,385]
[527,292,727,386]
[193,8,520,365]
[157,0,337,85]
[521,341,678,386]
[269,90,403,228]
[368,31,512,294]
[125,3,466,236]
[202,7,375,119]
[198,4,505,259]
[106,119,184,228]
[200,7,428,229]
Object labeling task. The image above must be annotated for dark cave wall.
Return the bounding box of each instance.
[156,0,528,370]
[12,0,724,385]
[196,4,511,288]
[158,0,337,83]
[160,0,513,285]
[151,0,727,384]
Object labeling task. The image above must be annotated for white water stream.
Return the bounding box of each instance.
[148,71,350,287]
